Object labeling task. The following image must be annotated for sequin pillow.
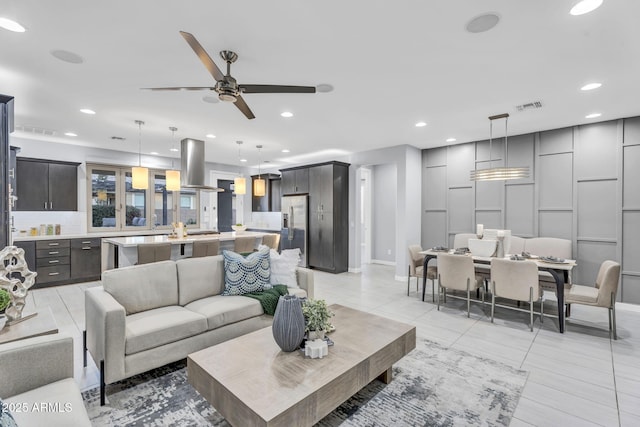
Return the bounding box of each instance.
[222,246,271,295]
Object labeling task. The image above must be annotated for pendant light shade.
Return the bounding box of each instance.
[253,144,265,197]
[165,127,181,191]
[470,113,530,181]
[234,176,246,195]
[234,141,246,195]
[132,120,148,189]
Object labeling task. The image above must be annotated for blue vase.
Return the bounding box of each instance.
[272,295,305,352]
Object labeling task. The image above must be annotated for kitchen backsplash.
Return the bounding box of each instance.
[249,212,282,231]
[12,211,87,237]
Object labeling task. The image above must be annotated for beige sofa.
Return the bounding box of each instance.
[84,255,313,405]
[0,333,91,427]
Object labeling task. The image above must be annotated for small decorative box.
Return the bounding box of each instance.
[304,339,328,359]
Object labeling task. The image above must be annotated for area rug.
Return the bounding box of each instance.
[83,338,528,426]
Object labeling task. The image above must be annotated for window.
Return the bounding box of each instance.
[87,164,199,231]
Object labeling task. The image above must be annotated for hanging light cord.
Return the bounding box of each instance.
[135,120,145,166]
[257,145,263,178]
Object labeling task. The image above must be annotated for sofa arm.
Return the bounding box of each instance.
[85,286,126,384]
[296,267,314,299]
[0,333,73,398]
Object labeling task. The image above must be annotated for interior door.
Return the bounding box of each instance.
[217,179,233,232]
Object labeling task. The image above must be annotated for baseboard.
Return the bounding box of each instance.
[348,267,362,273]
[395,275,408,282]
[371,259,396,266]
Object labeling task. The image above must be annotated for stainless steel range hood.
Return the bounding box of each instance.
[180,138,224,191]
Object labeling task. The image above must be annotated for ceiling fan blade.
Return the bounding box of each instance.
[179,31,225,82]
[240,84,316,94]
[234,95,256,120]
[141,87,215,91]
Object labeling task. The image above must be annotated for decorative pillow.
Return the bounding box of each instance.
[0,399,18,427]
[222,246,271,295]
[270,248,301,288]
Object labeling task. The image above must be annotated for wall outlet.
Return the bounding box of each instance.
[387,249,391,255]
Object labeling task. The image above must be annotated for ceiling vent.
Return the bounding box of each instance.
[15,125,57,136]
[516,101,543,112]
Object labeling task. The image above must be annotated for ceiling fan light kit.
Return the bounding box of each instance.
[143,31,317,119]
[470,113,530,182]
[132,120,149,190]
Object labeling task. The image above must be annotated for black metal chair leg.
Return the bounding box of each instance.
[100,360,106,406]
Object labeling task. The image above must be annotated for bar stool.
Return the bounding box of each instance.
[234,236,256,254]
[261,234,281,251]
[137,243,172,265]
[192,240,220,258]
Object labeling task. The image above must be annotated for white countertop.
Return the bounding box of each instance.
[13,229,212,242]
[103,231,268,247]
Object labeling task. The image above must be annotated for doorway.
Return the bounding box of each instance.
[217,180,234,232]
[360,168,372,264]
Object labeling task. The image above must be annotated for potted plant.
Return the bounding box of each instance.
[0,288,10,314]
[302,299,334,341]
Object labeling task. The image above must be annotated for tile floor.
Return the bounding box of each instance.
[28,263,640,426]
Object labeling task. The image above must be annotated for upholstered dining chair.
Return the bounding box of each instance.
[137,243,172,265]
[490,258,542,332]
[261,234,281,251]
[192,240,220,258]
[437,253,484,317]
[234,236,256,254]
[565,260,621,339]
[407,245,437,300]
[453,233,477,250]
[524,237,572,292]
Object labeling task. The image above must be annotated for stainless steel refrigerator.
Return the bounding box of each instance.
[280,195,308,267]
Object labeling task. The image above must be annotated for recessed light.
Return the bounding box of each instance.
[202,95,219,104]
[282,149,290,153]
[150,151,159,155]
[465,13,500,33]
[580,82,602,91]
[585,113,602,119]
[570,0,603,16]
[170,147,179,152]
[50,49,84,64]
[206,134,216,139]
[446,138,457,142]
[415,121,427,127]
[0,17,26,32]
[64,132,77,137]
[240,158,247,163]
[281,112,293,118]
[316,84,334,93]
[80,108,96,115]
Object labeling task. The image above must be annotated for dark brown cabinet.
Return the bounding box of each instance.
[307,162,349,273]
[70,238,101,281]
[35,239,71,286]
[15,158,79,211]
[280,168,309,195]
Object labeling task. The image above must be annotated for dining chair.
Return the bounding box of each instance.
[453,233,476,250]
[490,258,542,332]
[261,234,281,251]
[523,237,572,292]
[192,240,220,258]
[437,253,484,317]
[407,245,437,300]
[564,260,621,339]
[137,243,172,265]
[234,236,256,254]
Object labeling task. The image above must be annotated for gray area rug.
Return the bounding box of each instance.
[83,338,528,426]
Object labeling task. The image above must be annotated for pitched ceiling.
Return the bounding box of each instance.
[1,0,639,167]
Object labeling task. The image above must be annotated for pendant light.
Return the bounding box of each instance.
[165,127,181,191]
[253,145,266,197]
[470,113,530,181]
[234,141,246,195]
[132,120,148,189]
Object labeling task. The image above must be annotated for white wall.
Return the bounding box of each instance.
[371,164,396,263]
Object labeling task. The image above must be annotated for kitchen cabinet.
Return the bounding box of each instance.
[35,239,71,286]
[280,168,309,195]
[70,238,101,281]
[252,174,281,212]
[15,158,79,211]
[9,146,19,197]
[307,162,349,273]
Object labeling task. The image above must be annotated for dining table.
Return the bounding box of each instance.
[419,249,576,333]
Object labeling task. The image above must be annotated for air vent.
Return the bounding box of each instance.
[15,125,57,136]
[516,101,543,112]
[110,136,126,141]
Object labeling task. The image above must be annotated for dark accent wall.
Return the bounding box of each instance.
[422,116,640,304]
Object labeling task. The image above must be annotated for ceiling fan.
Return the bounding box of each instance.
[142,31,316,119]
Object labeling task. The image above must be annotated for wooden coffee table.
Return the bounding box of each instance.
[188,304,416,427]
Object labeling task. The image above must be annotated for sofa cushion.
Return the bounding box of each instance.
[185,295,264,330]
[5,378,91,427]
[102,260,178,315]
[270,248,301,288]
[222,247,271,295]
[566,284,599,305]
[125,305,207,355]
[176,255,225,305]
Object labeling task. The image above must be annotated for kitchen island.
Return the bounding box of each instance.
[101,231,268,271]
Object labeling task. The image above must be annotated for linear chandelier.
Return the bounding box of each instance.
[470,113,530,181]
